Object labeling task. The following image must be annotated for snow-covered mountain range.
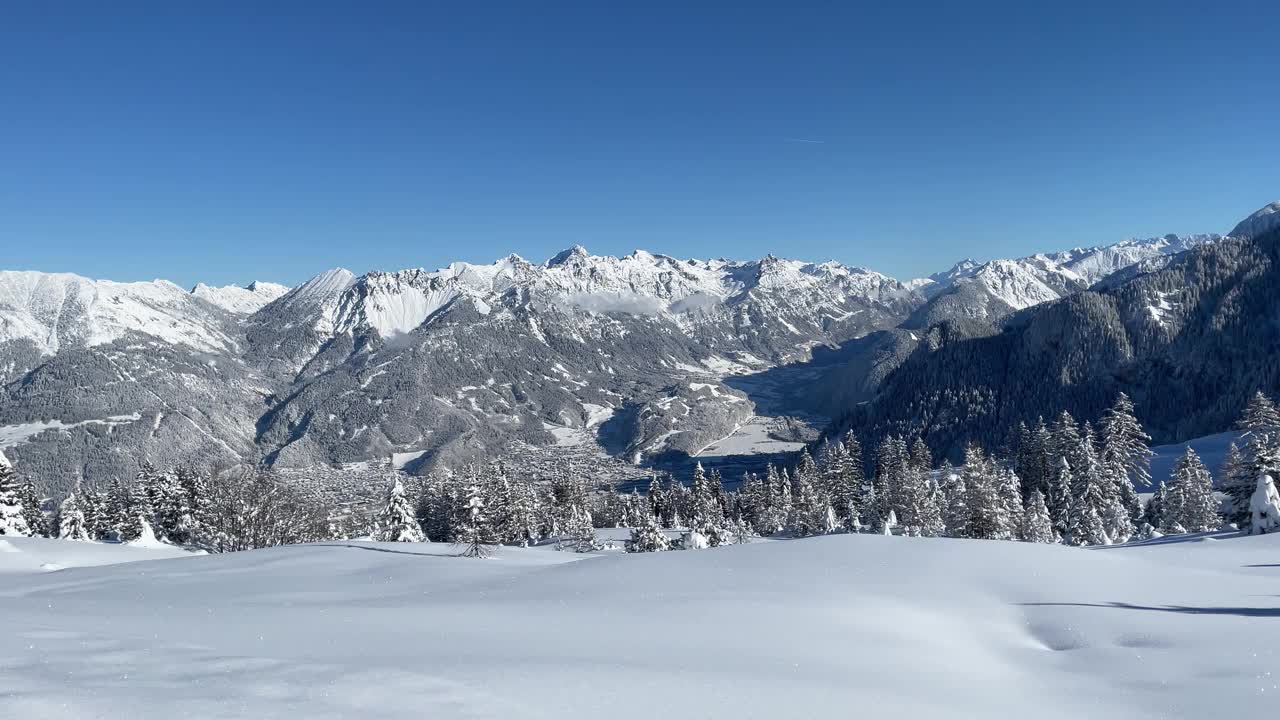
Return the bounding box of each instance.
[1,201,1272,491]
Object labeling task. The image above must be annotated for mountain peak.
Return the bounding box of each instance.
[1228,200,1280,240]
[547,245,590,266]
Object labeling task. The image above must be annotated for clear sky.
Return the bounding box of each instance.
[2,1,1277,288]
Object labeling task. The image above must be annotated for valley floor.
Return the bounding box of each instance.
[1,531,1277,718]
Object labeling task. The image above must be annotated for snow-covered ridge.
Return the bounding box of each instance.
[914,233,1221,311]
[268,247,914,341]
[0,270,240,355]
[191,280,290,314]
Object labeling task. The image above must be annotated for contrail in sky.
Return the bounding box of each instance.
[783,137,825,144]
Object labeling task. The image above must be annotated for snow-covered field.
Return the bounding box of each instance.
[1,532,1276,719]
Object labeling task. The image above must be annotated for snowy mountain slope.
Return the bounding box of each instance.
[839,224,1280,461]
[2,532,1276,719]
[190,280,290,314]
[1229,200,1280,240]
[0,270,240,355]
[236,249,919,474]
[912,234,1220,319]
[2,202,1271,488]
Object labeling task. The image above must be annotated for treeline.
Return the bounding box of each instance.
[0,462,333,550]
[4,392,1279,554]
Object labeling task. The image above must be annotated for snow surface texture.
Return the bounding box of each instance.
[1,533,1277,719]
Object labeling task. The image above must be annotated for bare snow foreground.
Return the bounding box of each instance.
[1,533,1277,719]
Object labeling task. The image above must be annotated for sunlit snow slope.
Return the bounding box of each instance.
[1,533,1276,719]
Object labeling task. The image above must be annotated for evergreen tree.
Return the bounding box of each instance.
[836,431,865,530]
[1046,457,1072,539]
[106,478,142,541]
[1099,392,1155,489]
[1250,474,1280,535]
[963,445,1010,540]
[81,489,109,540]
[175,465,209,546]
[1168,447,1219,532]
[0,459,31,536]
[1066,437,1110,546]
[1242,434,1280,532]
[767,464,791,534]
[1050,411,1083,471]
[787,452,826,538]
[997,467,1024,540]
[19,478,47,537]
[939,461,968,538]
[57,492,91,541]
[1022,490,1057,543]
[1015,418,1053,499]
[507,480,541,547]
[1237,391,1280,431]
[1218,441,1253,529]
[628,507,670,552]
[1144,481,1169,529]
[372,475,425,542]
[895,463,933,537]
[459,484,491,558]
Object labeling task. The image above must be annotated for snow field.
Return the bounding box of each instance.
[1,532,1277,718]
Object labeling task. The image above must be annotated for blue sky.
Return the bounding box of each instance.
[2,1,1276,288]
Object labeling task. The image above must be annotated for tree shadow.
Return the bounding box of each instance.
[1020,601,1280,618]
[313,543,444,558]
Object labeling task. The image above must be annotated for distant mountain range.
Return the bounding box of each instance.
[1,201,1275,492]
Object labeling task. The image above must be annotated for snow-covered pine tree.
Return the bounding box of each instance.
[1242,434,1280,533]
[787,453,825,538]
[1250,474,1280,535]
[143,467,188,543]
[1065,437,1110,546]
[1050,411,1083,471]
[1217,440,1254,529]
[997,467,1024,540]
[1237,391,1280,431]
[1022,489,1056,543]
[870,436,904,533]
[1099,392,1155,490]
[836,431,865,531]
[938,461,968,538]
[509,480,542,547]
[19,478,48,537]
[737,472,763,533]
[709,467,727,516]
[894,463,932,537]
[908,437,931,474]
[57,492,91,541]
[963,445,1011,540]
[372,474,425,542]
[106,478,142,541]
[459,483,491,558]
[767,464,791,534]
[1145,481,1169,529]
[1169,447,1219,532]
[174,465,209,546]
[1014,418,1053,499]
[0,457,31,536]
[628,506,670,552]
[80,489,108,540]
[564,504,599,553]
[1100,455,1135,543]
[1046,457,1072,540]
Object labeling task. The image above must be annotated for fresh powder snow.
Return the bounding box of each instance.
[4,532,1274,718]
